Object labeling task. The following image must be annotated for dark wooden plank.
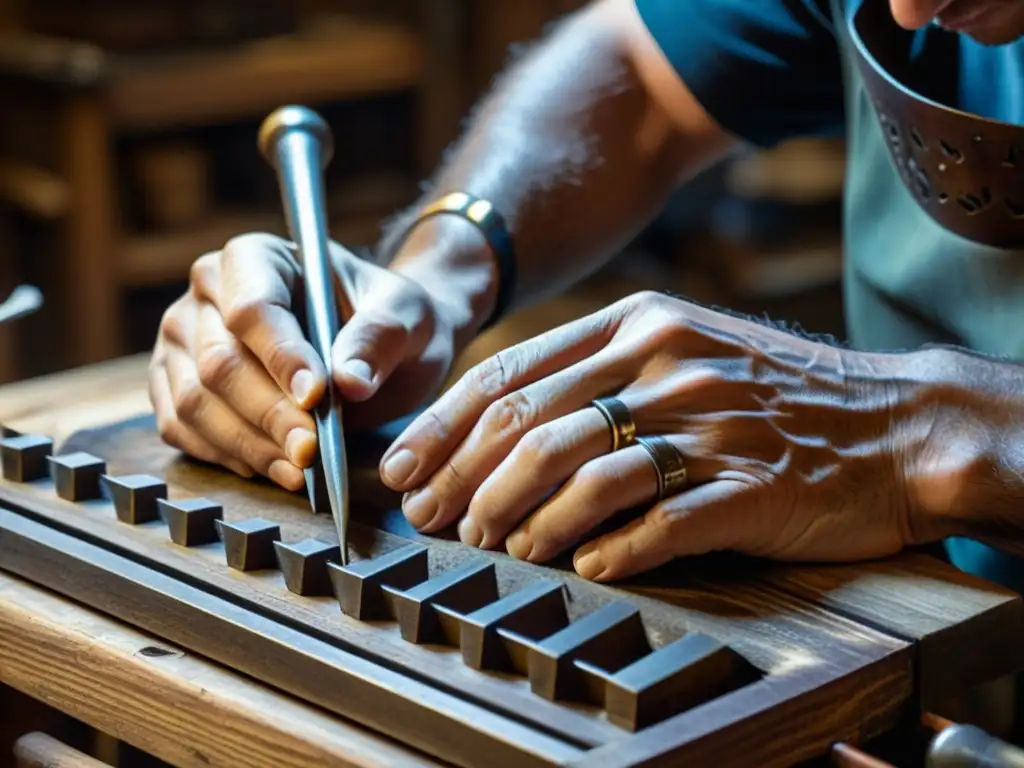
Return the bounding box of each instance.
[0,420,916,764]
[274,538,341,597]
[511,602,650,702]
[214,518,281,572]
[0,472,624,748]
[47,452,104,502]
[383,559,498,644]
[157,497,222,547]
[0,508,580,768]
[331,543,430,620]
[455,579,570,671]
[0,434,51,482]
[756,556,1024,708]
[100,474,166,525]
[579,633,754,731]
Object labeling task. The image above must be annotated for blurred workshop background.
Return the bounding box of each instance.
[0,0,847,386]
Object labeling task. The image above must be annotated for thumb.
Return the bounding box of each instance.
[330,266,433,402]
[331,308,413,401]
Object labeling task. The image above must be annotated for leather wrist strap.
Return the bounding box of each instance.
[394,192,517,331]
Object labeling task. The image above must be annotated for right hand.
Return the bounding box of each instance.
[149,233,461,490]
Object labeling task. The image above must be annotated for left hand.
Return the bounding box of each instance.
[378,290,927,581]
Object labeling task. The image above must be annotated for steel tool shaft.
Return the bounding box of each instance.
[258,106,349,565]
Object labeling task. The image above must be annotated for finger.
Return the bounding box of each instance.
[194,302,318,467]
[501,432,719,562]
[216,233,328,410]
[463,407,612,549]
[164,341,305,490]
[188,251,222,302]
[573,479,750,581]
[399,355,630,533]
[149,346,253,477]
[380,307,625,491]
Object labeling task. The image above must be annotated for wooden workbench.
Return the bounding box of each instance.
[1,356,1023,768]
[0,354,446,767]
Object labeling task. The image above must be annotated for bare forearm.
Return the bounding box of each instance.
[381,0,734,343]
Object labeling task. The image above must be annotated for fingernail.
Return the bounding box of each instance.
[574,544,605,580]
[285,428,317,466]
[458,516,484,547]
[505,528,532,560]
[269,459,304,490]
[382,448,417,487]
[402,487,438,529]
[291,369,315,406]
[340,359,374,386]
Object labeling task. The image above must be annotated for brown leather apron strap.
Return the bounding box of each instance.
[850,0,1024,248]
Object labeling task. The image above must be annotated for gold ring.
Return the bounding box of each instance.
[591,397,636,452]
[635,436,688,500]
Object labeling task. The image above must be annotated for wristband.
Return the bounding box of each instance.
[396,192,517,331]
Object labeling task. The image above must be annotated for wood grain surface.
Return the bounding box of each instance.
[0,413,913,767]
[0,573,444,768]
[2,356,1023,767]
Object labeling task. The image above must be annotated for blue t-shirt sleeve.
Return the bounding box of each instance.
[634,0,845,148]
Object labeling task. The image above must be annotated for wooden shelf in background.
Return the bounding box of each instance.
[108,17,424,132]
[0,158,69,219]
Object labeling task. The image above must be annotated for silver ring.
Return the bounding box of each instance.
[591,397,636,452]
[635,436,688,500]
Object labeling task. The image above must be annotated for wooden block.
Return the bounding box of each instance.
[214,518,281,572]
[453,579,569,672]
[328,543,428,620]
[0,434,52,482]
[48,452,105,501]
[514,602,651,702]
[157,498,222,547]
[274,538,340,596]
[758,554,1024,709]
[101,474,166,524]
[382,559,498,645]
[576,633,752,730]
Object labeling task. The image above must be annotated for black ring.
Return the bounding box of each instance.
[591,397,636,452]
[635,436,688,500]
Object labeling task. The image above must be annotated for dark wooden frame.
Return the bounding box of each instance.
[0,432,917,768]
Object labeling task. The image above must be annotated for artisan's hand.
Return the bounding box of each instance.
[149,233,457,490]
[380,290,929,581]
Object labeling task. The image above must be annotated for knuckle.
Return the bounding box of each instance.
[262,336,306,379]
[468,351,512,400]
[221,297,266,339]
[188,251,221,295]
[629,289,667,309]
[258,396,292,438]
[196,342,243,391]
[156,413,182,448]
[222,231,281,259]
[572,462,616,502]
[230,431,264,471]
[441,458,467,492]
[158,302,188,346]
[482,390,537,439]
[172,382,206,424]
[517,425,559,463]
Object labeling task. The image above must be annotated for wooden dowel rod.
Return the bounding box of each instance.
[831,742,897,768]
